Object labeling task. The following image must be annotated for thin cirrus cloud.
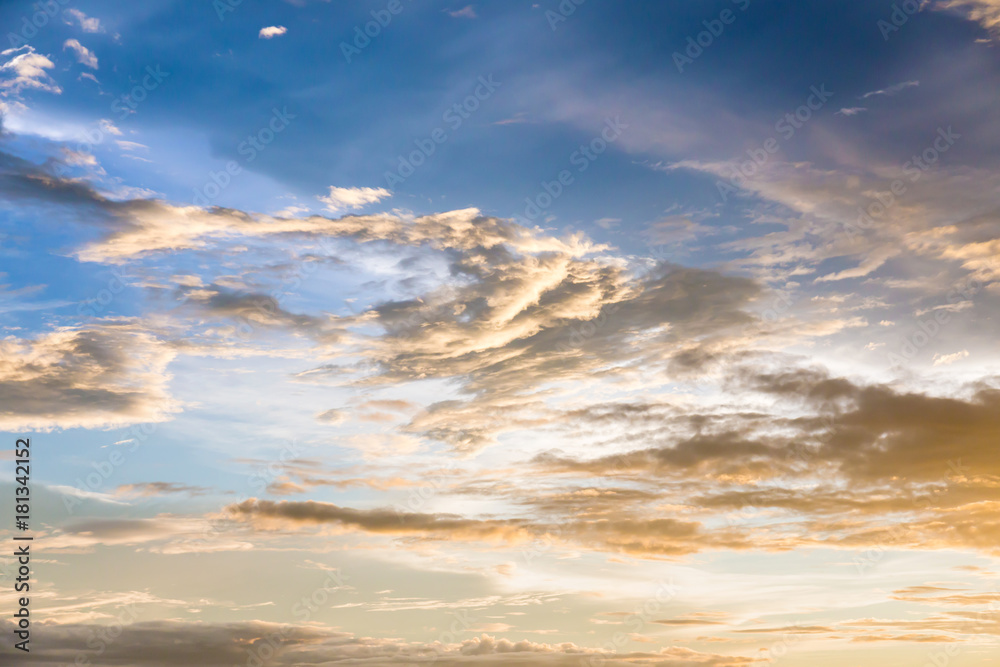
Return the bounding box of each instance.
[860,80,919,99]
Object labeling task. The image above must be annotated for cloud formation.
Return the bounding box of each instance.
[63,39,98,69]
[0,620,756,666]
[0,46,61,99]
[259,25,288,39]
[0,324,178,430]
[316,185,391,213]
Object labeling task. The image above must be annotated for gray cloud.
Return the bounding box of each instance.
[0,323,178,430]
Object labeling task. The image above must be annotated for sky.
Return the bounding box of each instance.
[1,0,1000,665]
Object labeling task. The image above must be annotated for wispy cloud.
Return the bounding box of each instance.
[64,8,103,33]
[448,5,478,18]
[860,80,919,98]
[63,39,99,69]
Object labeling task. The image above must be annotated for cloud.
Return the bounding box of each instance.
[226,498,535,543]
[509,364,1000,556]
[225,497,752,557]
[177,283,344,342]
[836,107,867,116]
[0,46,61,97]
[668,156,1000,296]
[860,80,920,99]
[0,152,602,266]
[316,408,347,424]
[0,620,755,666]
[448,5,478,18]
[890,585,1000,605]
[933,349,970,365]
[936,0,1000,36]
[654,613,731,627]
[115,482,211,497]
[259,25,288,39]
[99,119,123,135]
[115,140,148,151]
[317,186,391,213]
[60,148,98,167]
[0,324,179,431]
[64,8,103,33]
[63,39,98,69]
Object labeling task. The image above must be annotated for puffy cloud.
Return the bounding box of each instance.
[933,349,970,365]
[317,185,391,213]
[0,46,61,97]
[0,153,593,263]
[0,324,179,431]
[0,149,763,453]
[258,25,288,38]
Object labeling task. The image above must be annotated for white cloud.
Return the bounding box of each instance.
[100,119,123,136]
[259,26,288,39]
[933,349,969,366]
[317,186,392,213]
[836,107,867,116]
[64,8,103,33]
[860,80,919,99]
[116,140,149,152]
[61,148,99,167]
[0,46,61,97]
[63,39,98,69]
